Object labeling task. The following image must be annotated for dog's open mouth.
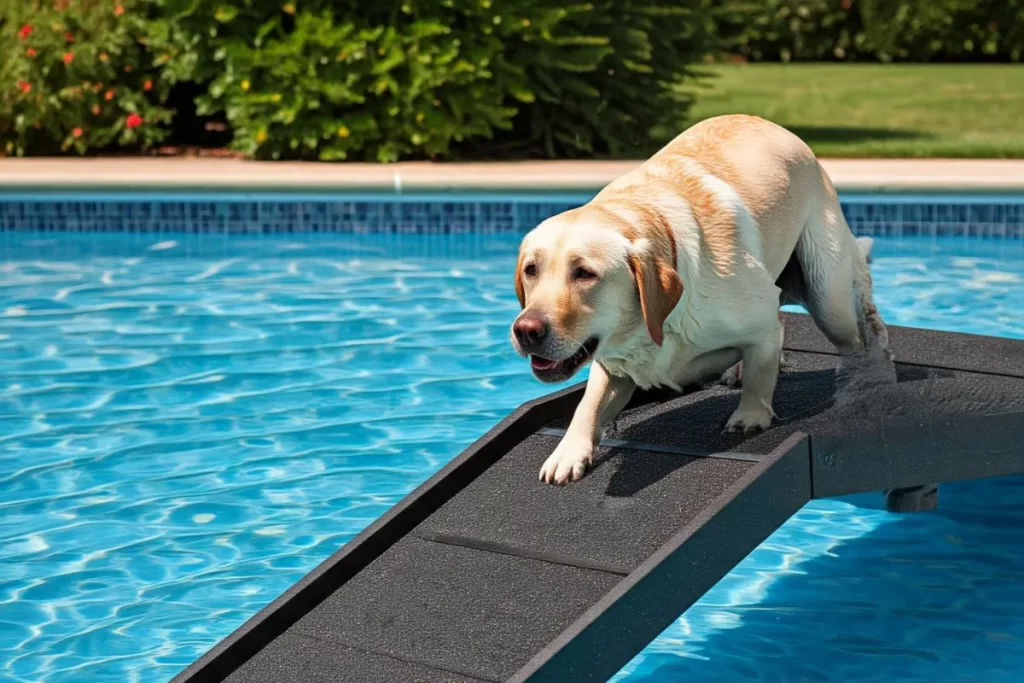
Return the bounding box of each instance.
[530,337,599,382]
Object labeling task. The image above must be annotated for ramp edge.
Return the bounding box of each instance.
[170,384,593,683]
[509,432,813,683]
[811,409,1024,499]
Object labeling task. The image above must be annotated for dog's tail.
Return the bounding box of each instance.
[855,236,874,264]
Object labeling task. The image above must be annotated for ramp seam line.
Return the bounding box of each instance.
[535,428,767,462]
[413,531,632,577]
[784,346,1024,380]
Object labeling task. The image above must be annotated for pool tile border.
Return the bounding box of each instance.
[1,193,1023,239]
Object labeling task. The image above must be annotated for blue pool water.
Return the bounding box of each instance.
[0,232,1022,682]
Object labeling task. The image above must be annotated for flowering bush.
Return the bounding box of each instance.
[4,1,1023,160]
[0,0,171,156]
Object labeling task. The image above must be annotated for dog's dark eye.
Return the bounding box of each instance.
[574,267,597,281]
[524,264,537,277]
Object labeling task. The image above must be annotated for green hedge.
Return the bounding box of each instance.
[859,0,1024,62]
[2,0,718,161]
[4,1,1023,161]
[721,0,1024,63]
[153,0,721,161]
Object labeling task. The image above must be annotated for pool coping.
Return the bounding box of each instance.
[2,158,1024,195]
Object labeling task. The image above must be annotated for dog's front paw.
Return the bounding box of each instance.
[724,405,773,433]
[539,438,593,485]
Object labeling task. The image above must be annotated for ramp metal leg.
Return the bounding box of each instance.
[885,484,938,512]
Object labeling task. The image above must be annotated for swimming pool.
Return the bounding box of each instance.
[0,227,1022,682]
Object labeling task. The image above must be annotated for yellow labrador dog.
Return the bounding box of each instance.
[510,114,890,485]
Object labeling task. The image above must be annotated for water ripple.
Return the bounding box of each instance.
[0,233,1021,683]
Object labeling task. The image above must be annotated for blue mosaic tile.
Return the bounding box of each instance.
[0,196,1023,240]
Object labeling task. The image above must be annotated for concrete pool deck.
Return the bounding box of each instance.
[2,158,1024,194]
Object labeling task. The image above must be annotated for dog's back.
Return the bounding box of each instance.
[603,115,834,277]
[600,115,889,363]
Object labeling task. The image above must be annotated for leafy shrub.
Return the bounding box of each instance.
[148,0,717,162]
[719,0,1024,63]
[719,0,860,62]
[0,0,171,156]
[458,2,720,160]
[7,1,1022,160]
[858,0,1024,62]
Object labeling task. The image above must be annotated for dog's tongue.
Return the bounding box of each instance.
[531,356,559,371]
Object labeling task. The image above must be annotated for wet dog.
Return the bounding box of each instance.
[510,115,890,485]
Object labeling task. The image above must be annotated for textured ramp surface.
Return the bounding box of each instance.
[417,434,755,572]
[290,537,622,681]
[224,632,486,683]
[605,353,1024,457]
[221,437,774,682]
[594,313,1024,458]
[781,311,1024,377]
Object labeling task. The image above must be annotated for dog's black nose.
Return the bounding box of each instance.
[513,316,548,349]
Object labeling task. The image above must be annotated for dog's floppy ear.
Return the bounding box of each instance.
[514,249,526,308]
[628,245,683,346]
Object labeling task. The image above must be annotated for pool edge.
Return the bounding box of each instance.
[3,158,1024,196]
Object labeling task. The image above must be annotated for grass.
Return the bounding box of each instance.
[680,63,1024,158]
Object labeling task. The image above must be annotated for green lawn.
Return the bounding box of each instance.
[680,64,1024,158]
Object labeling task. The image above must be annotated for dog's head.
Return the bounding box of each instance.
[510,207,683,383]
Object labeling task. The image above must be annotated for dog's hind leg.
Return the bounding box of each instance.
[718,198,882,389]
[801,203,933,509]
[794,196,891,366]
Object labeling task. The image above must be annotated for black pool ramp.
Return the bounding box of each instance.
[173,313,1024,683]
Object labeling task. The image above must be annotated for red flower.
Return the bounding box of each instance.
[143,79,153,91]
[126,113,143,129]
[104,89,115,101]
[114,5,124,16]
[91,104,101,115]
[72,127,83,138]
[18,25,32,41]
[63,52,74,65]
[841,0,852,8]
[17,80,32,94]
[65,32,74,43]
[26,48,37,58]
